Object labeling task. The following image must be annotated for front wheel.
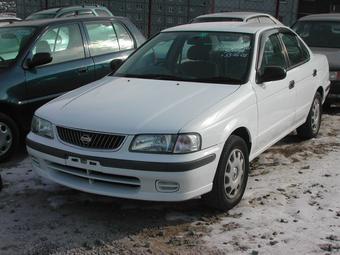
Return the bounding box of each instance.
[297,92,322,139]
[0,113,19,162]
[203,135,249,211]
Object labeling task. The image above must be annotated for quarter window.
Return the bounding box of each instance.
[85,22,119,56]
[281,33,308,67]
[113,23,134,50]
[33,24,85,65]
[260,34,286,71]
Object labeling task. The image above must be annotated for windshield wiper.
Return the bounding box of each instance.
[191,77,243,84]
[116,73,186,81]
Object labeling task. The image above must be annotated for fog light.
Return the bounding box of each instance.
[31,156,40,167]
[155,180,180,193]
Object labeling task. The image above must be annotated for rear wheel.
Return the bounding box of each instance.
[203,135,249,211]
[0,113,19,162]
[297,92,322,139]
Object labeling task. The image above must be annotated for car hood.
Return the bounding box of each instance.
[311,47,340,70]
[37,76,240,134]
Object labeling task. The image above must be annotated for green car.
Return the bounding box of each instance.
[0,16,145,161]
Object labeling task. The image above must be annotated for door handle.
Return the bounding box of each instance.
[289,80,295,89]
[77,67,88,74]
[313,69,317,77]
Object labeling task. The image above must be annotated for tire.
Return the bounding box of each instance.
[297,92,322,139]
[203,135,249,211]
[0,113,19,162]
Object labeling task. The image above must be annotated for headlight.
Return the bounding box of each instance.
[31,116,54,139]
[130,133,201,154]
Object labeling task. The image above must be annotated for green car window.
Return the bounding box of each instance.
[32,23,85,65]
[85,22,119,56]
[0,27,35,67]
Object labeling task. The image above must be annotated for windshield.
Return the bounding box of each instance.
[26,13,55,20]
[114,31,253,84]
[0,27,35,68]
[293,21,340,48]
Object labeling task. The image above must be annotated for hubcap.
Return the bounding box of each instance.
[311,98,320,133]
[0,122,12,156]
[224,149,245,199]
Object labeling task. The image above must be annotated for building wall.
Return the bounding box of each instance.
[0,0,16,14]
[215,0,299,26]
[15,0,213,36]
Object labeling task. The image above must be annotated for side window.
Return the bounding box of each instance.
[113,23,134,50]
[59,12,76,18]
[259,17,275,24]
[77,10,95,16]
[260,34,287,71]
[33,24,85,65]
[281,33,308,67]
[247,17,260,23]
[85,22,119,56]
[96,9,111,17]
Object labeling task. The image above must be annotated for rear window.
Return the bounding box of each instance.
[293,21,340,48]
[96,9,111,17]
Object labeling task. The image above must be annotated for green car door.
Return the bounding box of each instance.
[84,20,136,79]
[24,22,96,109]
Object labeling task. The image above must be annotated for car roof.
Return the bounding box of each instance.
[31,5,107,15]
[163,21,283,34]
[299,13,340,22]
[194,12,272,20]
[2,16,124,28]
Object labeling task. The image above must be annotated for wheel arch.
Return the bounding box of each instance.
[229,127,252,154]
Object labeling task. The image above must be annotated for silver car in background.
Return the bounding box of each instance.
[293,13,340,107]
[191,12,282,25]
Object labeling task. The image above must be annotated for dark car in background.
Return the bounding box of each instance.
[293,13,340,107]
[0,16,145,161]
[26,5,113,20]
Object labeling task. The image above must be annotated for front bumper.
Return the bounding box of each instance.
[26,136,220,202]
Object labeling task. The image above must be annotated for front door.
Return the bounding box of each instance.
[253,32,296,152]
[25,23,95,109]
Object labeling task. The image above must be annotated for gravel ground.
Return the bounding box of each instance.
[0,108,339,255]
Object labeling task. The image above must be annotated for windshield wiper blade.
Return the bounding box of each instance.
[116,73,185,81]
[192,77,243,84]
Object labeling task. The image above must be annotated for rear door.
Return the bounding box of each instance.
[279,31,315,124]
[83,20,136,79]
[25,22,96,106]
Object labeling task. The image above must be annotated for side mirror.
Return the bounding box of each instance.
[256,66,287,83]
[110,59,124,72]
[28,52,52,68]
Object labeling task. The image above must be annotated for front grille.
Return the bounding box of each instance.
[57,126,125,150]
[46,161,141,190]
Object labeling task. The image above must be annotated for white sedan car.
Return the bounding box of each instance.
[26,22,329,210]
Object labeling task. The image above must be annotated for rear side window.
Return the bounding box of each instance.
[247,17,260,23]
[85,22,119,56]
[259,17,275,24]
[96,9,111,17]
[280,33,309,67]
[113,23,134,50]
[260,34,287,71]
[32,24,85,65]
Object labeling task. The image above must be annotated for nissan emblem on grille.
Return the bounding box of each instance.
[80,134,92,145]
[57,126,125,150]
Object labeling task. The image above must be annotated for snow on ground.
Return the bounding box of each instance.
[0,109,339,255]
